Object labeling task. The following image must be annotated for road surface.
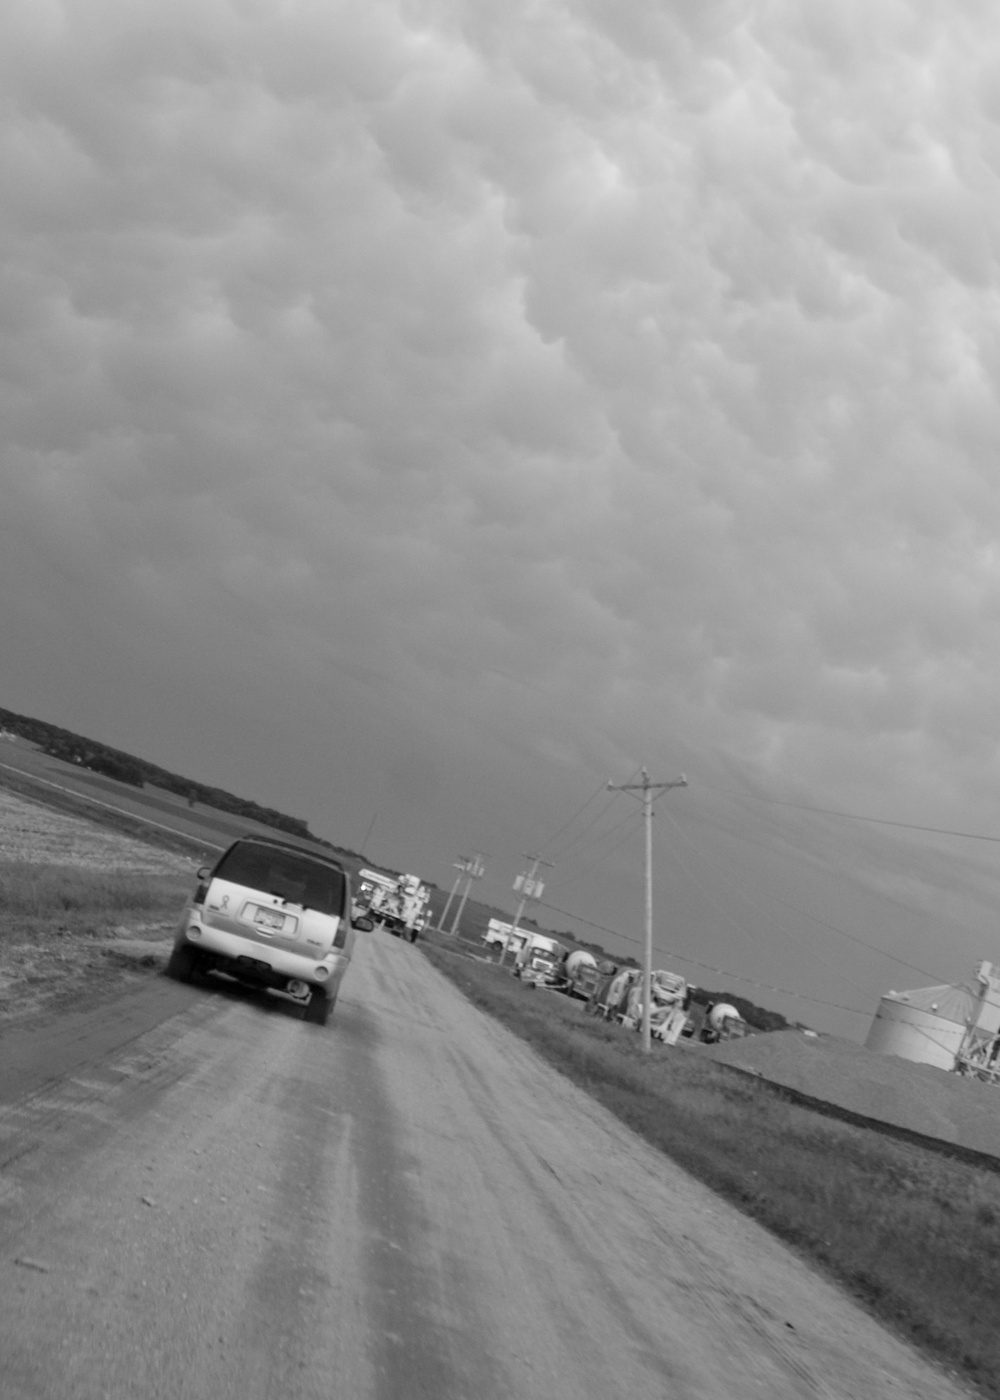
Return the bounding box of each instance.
[0,931,971,1399]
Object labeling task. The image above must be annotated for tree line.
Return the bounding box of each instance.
[0,706,334,848]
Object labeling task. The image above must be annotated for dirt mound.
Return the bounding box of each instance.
[701,1028,1000,1160]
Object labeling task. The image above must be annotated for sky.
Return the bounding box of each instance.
[5,0,1000,1036]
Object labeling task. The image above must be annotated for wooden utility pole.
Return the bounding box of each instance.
[437,857,472,933]
[449,853,486,936]
[499,854,554,966]
[607,770,687,1053]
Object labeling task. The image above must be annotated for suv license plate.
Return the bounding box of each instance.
[254,907,285,932]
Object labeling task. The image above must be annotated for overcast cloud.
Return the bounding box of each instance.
[5,1,1000,1033]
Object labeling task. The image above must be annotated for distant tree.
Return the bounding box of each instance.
[86,752,144,786]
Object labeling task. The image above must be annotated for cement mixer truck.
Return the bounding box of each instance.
[560,949,600,1001]
[703,1002,746,1043]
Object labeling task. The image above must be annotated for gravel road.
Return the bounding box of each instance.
[0,930,973,1400]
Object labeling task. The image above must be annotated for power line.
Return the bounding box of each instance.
[545,789,627,862]
[534,780,612,855]
[752,881,948,986]
[673,790,976,988]
[532,895,644,943]
[654,953,870,1019]
[547,806,639,872]
[678,798,937,925]
[560,812,645,883]
[542,767,646,862]
[655,806,1000,1024]
[656,808,875,1002]
[630,790,1000,1024]
[531,895,868,1018]
[700,780,1000,845]
[536,786,869,1019]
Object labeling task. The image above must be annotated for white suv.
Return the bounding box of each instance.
[167,835,371,1025]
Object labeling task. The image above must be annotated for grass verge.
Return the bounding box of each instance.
[0,764,213,861]
[0,861,190,1021]
[423,941,999,1398]
[0,861,188,921]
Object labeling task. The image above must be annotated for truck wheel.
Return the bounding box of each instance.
[303,991,330,1026]
[166,943,199,983]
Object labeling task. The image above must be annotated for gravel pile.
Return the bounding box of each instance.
[700,1028,1000,1161]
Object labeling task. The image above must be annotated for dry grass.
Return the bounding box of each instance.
[0,860,189,923]
[423,942,1000,1398]
[0,859,191,1019]
[0,782,194,872]
[0,781,195,982]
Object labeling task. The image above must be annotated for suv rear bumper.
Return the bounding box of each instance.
[177,921,350,997]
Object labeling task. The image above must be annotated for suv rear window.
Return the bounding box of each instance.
[213,843,346,917]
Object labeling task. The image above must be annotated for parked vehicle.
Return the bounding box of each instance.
[167,835,372,1025]
[513,934,564,986]
[701,1002,747,1043]
[559,949,600,1001]
[483,917,520,951]
[587,967,690,1043]
[589,966,642,1021]
[353,868,429,942]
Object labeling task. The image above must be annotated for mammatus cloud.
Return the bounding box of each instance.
[4,1,1000,1029]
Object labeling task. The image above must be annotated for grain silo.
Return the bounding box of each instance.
[865,981,977,1070]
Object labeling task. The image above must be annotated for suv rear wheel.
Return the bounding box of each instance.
[166,943,199,983]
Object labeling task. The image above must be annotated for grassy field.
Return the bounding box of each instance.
[0,760,215,861]
[422,937,1000,1398]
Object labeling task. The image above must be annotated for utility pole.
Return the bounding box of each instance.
[499,854,554,966]
[449,853,486,936]
[437,856,472,933]
[607,770,687,1054]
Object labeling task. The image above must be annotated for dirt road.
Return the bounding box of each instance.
[0,931,971,1400]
